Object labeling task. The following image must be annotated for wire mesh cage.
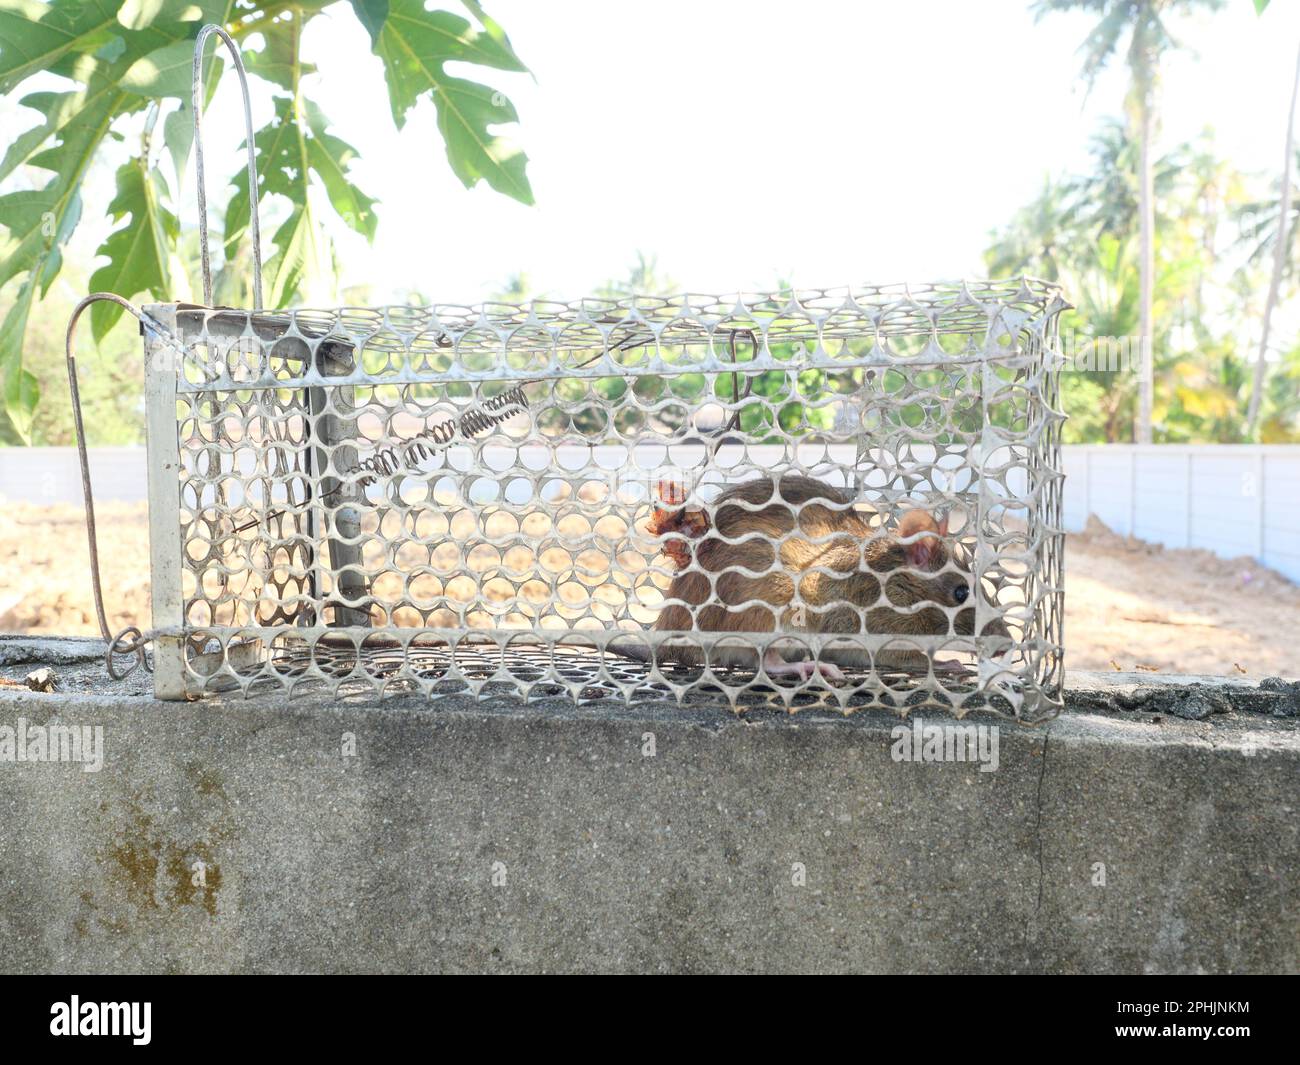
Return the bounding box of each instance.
[139,280,1069,720]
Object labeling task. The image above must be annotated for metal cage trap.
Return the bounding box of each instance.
[68,28,1069,721]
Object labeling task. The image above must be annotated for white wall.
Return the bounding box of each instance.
[5,443,1299,582]
[1063,445,1300,583]
[0,447,147,506]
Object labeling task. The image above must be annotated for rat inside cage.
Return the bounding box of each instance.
[137,280,1067,720]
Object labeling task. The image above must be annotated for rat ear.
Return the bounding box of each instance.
[897,509,940,570]
[937,512,949,537]
[904,536,937,570]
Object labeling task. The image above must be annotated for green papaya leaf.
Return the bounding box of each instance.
[122,38,222,97]
[118,0,165,31]
[0,0,120,94]
[372,0,532,203]
[350,0,388,46]
[244,16,314,89]
[0,0,531,438]
[88,159,179,340]
[304,99,378,241]
[225,95,377,305]
[163,99,194,182]
[0,279,40,442]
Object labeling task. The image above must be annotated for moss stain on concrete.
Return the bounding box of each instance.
[95,765,234,921]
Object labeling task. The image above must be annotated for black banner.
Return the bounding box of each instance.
[1,975,1292,1051]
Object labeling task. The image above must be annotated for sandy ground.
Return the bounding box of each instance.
[1,502,1296,678]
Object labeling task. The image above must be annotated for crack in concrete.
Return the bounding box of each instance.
[1023,725,1054,962]
[1034,729,1051,915]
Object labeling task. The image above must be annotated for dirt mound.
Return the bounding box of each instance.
[1075,515,1296,603]
[1066,516,1299,677]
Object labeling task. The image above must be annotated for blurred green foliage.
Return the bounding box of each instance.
[0,0,531,440]
[986,127,1299,443]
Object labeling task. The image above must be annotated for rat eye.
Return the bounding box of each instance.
[953,584,969,604]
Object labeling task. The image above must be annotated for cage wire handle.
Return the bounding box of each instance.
[193,23,263,310]
[724,328,756,432]
[63,293,176,680]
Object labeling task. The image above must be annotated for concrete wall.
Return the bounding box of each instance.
[1,639,1295,974]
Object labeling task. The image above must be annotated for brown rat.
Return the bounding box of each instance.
[643,474,1010,680]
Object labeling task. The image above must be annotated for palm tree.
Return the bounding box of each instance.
[1246,42,1300,435]
[1033,0,1225,443]
[1067,117,1184,240]
[1235,148,1300,270]
[1175,132,1246,325]
[985,176,1080,281]
[1071,234,1143,441]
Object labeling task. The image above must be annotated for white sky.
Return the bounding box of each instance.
[8,0,1300,306]
[288,0,1300,304]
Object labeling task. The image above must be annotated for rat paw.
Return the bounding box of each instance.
[762,650,845,683]
[816,661,846,682]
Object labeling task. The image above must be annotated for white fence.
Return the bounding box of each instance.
[1063,445,1300,583]
[0,446,148,506]
[4,444,1299,583]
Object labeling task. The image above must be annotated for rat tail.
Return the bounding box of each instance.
[606,639,652,664]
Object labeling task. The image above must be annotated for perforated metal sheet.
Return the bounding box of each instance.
[142,280,1067,720]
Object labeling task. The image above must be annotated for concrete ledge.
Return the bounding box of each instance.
[1,640,1296,973]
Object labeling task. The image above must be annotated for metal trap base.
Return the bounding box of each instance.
[194,636,1007,715]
